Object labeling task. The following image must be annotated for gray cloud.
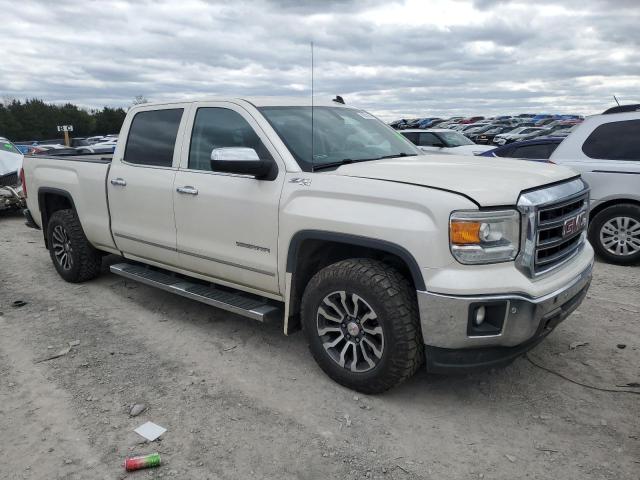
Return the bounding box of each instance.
[1,0,638,119]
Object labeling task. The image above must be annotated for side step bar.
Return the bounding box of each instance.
[110,263,281,323]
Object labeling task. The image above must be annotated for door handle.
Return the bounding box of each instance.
[176,186,198,195]
[110,178,127,186]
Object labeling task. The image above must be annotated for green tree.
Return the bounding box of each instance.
[0,98,128,141]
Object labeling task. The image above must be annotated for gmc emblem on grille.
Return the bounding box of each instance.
[563,211,587,238]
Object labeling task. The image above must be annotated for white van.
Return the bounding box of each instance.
[550,106,640,265]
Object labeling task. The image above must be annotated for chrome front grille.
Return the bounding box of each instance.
[0,171,18,187]
[516,178,590,277]
[535,194,588,272]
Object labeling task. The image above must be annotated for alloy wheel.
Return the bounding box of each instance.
[316,291,384,373]
[51,224,74,270]
[600,216,640,257]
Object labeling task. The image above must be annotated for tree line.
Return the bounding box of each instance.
[0,98,128,142]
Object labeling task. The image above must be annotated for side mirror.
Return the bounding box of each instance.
[433,142,445,148]
[210,147,272,179]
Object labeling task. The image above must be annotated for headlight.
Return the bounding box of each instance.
[449,210,520,264]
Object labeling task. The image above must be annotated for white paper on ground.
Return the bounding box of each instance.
[134,421,167,441]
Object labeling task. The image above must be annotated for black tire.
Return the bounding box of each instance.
[588,203,640,265]
[47,209,102,282]
[300,258,423,394]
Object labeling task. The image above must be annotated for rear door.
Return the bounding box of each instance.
[108,104,191,266]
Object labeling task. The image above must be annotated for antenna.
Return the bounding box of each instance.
[613,95,620,106]
[311,41,315,171]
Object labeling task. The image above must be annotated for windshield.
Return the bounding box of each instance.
[1,140,21,155]
[259,106,419,170]
[437,131,474,147]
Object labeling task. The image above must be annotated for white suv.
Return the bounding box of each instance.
[550,106,640,265]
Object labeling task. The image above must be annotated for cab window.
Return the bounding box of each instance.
[188,108,272,171]
[124,109,183,167]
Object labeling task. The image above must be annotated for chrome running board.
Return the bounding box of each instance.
[110,262,281,323]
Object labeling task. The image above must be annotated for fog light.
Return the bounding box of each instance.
[467,301,507,336]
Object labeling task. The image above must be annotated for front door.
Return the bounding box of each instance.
[108,105,190,266]
[173,102,284,294]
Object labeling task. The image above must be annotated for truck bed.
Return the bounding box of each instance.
[23,153,118,253]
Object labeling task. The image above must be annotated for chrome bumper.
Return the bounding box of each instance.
[417,261,593,349]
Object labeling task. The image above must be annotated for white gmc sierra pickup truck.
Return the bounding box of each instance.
[22,98,594,393]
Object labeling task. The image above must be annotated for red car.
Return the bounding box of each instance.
[459,116,485,124]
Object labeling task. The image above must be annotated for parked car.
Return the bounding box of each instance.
[473,126,517,144]
[14,144,32,154]
[550,106,640,265]
[480,137,563,160]
[86,135,108,144]
[389,119,408,129]
[31,144,80,156]
[21,97,593,392]
[400,129,494,155]
[0,137,25,211]
[459,116,484,124]
[76,139,117,154]
[463,124,500,141]
[493,127,546,145]
[70,137,90,148]
[534,118,558,127]
[416,118,443,129]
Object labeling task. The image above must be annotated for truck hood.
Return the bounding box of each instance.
[328,154,577,206]
[0,150,23,176]
[418,145,493,156]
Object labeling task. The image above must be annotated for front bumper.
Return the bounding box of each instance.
[417,261,592,373]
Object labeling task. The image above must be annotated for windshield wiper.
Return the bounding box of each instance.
[312,158,356,171]
[371,152,418,160]
[312,153,417,172]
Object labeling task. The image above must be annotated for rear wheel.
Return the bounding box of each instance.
[47,209,102,282]
[301,259,423,393]
[589,203,640,265]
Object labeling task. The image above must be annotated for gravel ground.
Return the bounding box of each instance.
[1,211,638,480]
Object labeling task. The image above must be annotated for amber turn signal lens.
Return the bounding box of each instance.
[450,221,481,244]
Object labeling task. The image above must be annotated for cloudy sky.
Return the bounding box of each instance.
[2,0,639,119]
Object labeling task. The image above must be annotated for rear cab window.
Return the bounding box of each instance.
[124,109,184,167]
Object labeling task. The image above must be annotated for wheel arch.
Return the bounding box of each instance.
[283,230,425,334]
[590,197,640,220]
[38,187,77,249]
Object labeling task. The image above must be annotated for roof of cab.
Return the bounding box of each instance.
[131,97,354,109]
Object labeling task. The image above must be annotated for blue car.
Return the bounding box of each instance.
[479,137,564,161]
[14,144,32,154]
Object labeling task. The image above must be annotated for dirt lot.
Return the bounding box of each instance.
[0,211,638,480]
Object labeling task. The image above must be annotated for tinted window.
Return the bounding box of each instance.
[188,108,271,171]
[494,147,514,157]
[511,144,554,159]
[582,120,640,160]
[401,132,418,144]
[124,109,183,167]
[418,132,441,146]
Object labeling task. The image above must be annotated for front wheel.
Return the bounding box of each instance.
[300,259,423,393]
[589,204,640,265]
